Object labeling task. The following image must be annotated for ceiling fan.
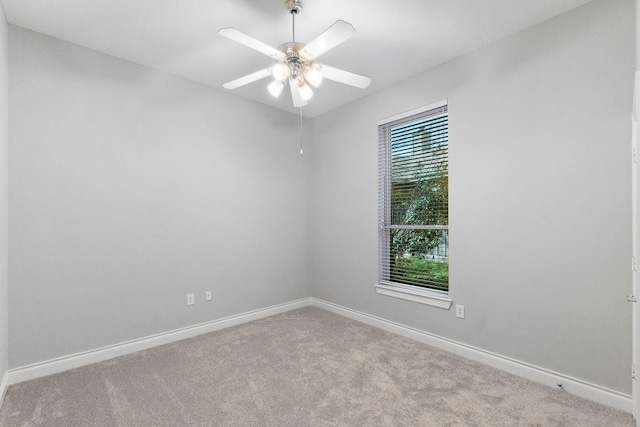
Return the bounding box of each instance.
[218,0,371,108]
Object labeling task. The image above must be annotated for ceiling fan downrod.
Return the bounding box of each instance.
[286,0,302,42]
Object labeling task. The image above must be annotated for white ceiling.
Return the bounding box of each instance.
[0,0,594,117]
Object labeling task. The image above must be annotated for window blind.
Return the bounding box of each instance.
[378,102,449,292]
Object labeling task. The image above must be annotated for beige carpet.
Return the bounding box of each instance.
[0,306,634,426]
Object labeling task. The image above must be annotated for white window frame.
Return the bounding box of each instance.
[376,99,452,310]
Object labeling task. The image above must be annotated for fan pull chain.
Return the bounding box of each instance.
[299,107,304,156]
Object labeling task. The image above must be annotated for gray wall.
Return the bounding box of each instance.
[0,4,8,381]
[311,0,634,394]
[8,26,312,368]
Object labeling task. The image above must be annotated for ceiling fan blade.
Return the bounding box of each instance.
[300,20,356,60]
[218,28,282,59]
[223,68,272,90]
[289,81,308,108]
[321,65,371,89]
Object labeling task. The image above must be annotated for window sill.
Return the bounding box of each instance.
[375,282,452,310]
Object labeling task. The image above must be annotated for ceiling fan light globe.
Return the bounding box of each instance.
[271,63,291,81]
[267,80,286,98]
[299,83,314,101]
[305,67,323,88]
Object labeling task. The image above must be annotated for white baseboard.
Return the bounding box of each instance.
[4,296,633,414]
[311,298,633,414]
[7,298,313,386]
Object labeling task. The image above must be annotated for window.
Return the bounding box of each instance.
[377,100,451,309]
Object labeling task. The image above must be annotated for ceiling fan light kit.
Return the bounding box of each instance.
[219,0,371,108]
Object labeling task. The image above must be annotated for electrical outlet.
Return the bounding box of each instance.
[205,291,212,302]
[187,293,194,306]
[455,304,465,319]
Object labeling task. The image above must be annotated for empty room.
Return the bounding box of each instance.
[0,0,638,425]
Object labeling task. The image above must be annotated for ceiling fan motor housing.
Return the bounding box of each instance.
[278,42,312,84]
